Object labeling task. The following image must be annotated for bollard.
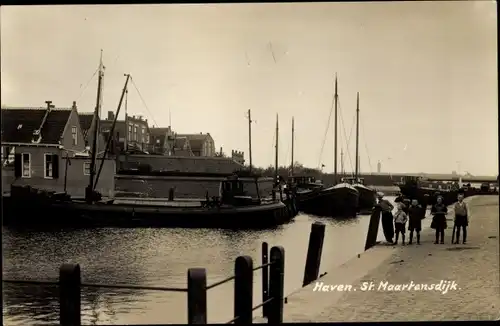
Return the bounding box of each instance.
[59,263,81,326]
[364,206,381,251]
[168,187,175,201]
[302,222,326,287]
[187,268,207,324]
[261,242,269,318]
[268,246,285,324]
[234,256,254,324]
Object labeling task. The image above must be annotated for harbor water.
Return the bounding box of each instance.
[2,197,395,325]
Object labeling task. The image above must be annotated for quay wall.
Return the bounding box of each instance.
[115,175,275,199]
[118,154,243,174]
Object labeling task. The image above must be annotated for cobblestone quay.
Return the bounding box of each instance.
[283,195,499,321]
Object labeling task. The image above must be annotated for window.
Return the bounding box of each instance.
[134,126,138,141]
[83,162,91,175]
[71,126,78,145]
[128,124,132,141]
[44,154,53,178]
[22,153,31,178]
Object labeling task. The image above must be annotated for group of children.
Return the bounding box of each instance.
[376,192,469,245]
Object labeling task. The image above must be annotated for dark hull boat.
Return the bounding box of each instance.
[2,184,295,230]
[296,187,339,217]
[353,183,376,213]
[328,183,359,217]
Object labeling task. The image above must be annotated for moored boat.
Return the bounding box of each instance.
[342,177,376,213]
[3,175,293,229]
[289,176,344,216]
[328,182,359,217]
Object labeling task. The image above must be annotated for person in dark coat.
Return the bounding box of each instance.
[408,199,425,245]
[430,196,448,244]
[377,192,394,244]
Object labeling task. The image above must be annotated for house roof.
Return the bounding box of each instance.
[78,112,94,139]
[1,107,72,144]
[177,133,210,152]
[150,127,170,137]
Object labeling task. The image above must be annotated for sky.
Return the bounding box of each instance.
[1,1,497,175]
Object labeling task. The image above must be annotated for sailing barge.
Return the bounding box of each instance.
[2,52,296,230]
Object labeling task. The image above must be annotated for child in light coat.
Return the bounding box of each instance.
[393,202,409,245]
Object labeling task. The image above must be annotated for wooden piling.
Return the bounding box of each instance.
[59,263,81,326]
[234,256,254,324]
[262,242,269,318]
[268,246,285,324]
[302,222,326,287]
[187,268,207,324]
[364,206,381,251]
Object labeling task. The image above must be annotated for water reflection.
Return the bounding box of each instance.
[2,197,394,325]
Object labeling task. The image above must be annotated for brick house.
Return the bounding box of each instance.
[99,112,150,153]
[175,133,215,157]
[149,126,175,155]
[1,102,115,197]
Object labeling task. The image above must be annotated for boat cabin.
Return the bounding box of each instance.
[219,175,258,206]
[400,175,423,187]
[341,177,366,185]
[288,176,323,190]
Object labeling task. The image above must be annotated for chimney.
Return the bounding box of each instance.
[108,111,115,121]
[45,101,52,111]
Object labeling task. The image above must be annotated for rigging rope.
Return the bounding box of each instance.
[76,67,99,102]
[130,77,159,127]
[338,97,355,177]
[317,92,335,169]
[76,55,120,103]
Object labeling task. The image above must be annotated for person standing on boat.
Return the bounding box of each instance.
[453,193,469,244]
[430,196,448,244]
[408,199,425,245]
[377,192,395,244]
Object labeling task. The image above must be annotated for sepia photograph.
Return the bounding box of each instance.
[1,1,498,325]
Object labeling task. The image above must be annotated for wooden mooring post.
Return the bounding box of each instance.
[261,242,270,318]
[187,268,207,324]
[59,263,81,326]
[302,222,326,287]
[364,206,381,251]
[268,246,285,324]
[233,256,253,324]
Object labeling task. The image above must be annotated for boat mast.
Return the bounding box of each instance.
[86,50,104,202]
[94,74,131,190]
[248,109,253,172]
[340,148,344,177]
[274,113,279,183]
[290,117,294,176]
[124,88,128,153]
[355,92,360,180]
[333,74,338,184]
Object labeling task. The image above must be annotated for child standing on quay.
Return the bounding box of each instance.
[453,193,469,244]
[431,196,448,244]
[408,199,425,245]
[393,203,408,245]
